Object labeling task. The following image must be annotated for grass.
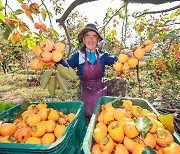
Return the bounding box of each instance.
[0,101,16,113]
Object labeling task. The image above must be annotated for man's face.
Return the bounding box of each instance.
[83,31,99,51]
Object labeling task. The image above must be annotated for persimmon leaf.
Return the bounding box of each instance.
[142,146,157,154]
[158,114,174,134]
[134,116,151,138]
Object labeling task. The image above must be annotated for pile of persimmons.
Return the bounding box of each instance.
[29,39,65,71]
[0,103,75,144]
[113,40,154,74]
[91,100,180,154]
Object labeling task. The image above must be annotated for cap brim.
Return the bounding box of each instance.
[78,27,103,43]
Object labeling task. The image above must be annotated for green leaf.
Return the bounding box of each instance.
[162,51,169,57]
[134,116,151,138]
[40,68,53,89]
[170,12,176,19]
[17,0,23,4]
[20,100,31,110]
[0,3,5,11]
[14,9,24,15]
[41,8,46,21]
[142,146,157,154]
[0,12,5,22]
[158,114,174,133]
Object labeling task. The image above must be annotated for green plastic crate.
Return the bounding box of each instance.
[0,101,86,154]
[83,96,180,154]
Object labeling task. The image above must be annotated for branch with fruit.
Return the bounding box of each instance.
[29,38,78,96]
[113,39,154,75]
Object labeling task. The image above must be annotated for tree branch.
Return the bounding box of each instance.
[133,4,180,18]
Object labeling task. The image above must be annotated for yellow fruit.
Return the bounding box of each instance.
[118,54,129,63]
[143,40,154,52]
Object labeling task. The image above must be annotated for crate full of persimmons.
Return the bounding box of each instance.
[0,100,86,154]
[83,96,180,154]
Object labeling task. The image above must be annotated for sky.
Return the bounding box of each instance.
[2,0,180,33]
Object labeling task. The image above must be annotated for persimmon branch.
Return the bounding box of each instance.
[99,4,126,32]
[133,4,180,18]
[40,0,53,29]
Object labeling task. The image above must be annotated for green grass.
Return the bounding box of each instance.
[0,101,16,113]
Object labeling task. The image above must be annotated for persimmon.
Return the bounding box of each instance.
[154,119,164,129]
[117,116,133,127]
[114,108,126,121]
[96,122,108,133]
[54,42,65,52]
[21,3,28,10]
[26,114,41,127]
[162,142,180,154]
[43,60,55,68]
[29,58,43,71]
[122,100,132,110]
[67,113,75,122]
[127,57,138,68]
[123,122,139,138]
[19,24,27,32]
[12,31,21,41]
[134,48,145,60]
[101,102,112,111]
[141,109,150,115]
[0,123,17,136]
[91,144,102,154]
[48,109,60,121]
[93,127,107,144]
[143,40,154,52]
[123,136,138,153]
[132,143,145,154]
[32,46,43,57]
[113,62,122,71]
[34,22,40,29]
[25,10,32,16]
[31,123,46,137]
[13,118,22,124]
[32,2,39,10]
[40,39,54,52]
[99,136,114,153]
[16,126,31,143]
[114,144,129,154]
[40,23,47,32]
[131,105,143,117]
[27,104,38,113]
[0,135,10,143]
[155,128,174,147]
[26,137,41,144]
[44,120,56,133]
[37,108,50,121]
[144,132,156,148]
[37,102,47,110]
[22,110,35,119]
[118,54,129,63]
[108,121,124,143]
[54,124,66,138]
[105,106,115,114]
[102,151,111,154]
[5,17,12,24]
[97,111,104,123]
[52,50,63,62]
[58,115,67,125]
[41,133,55,144]
[149,118,158,133]
[103,111,114,125]
[132,45,141,52]
[122,62,130,71]
[146,112,158,120]
[40,51,53,63]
